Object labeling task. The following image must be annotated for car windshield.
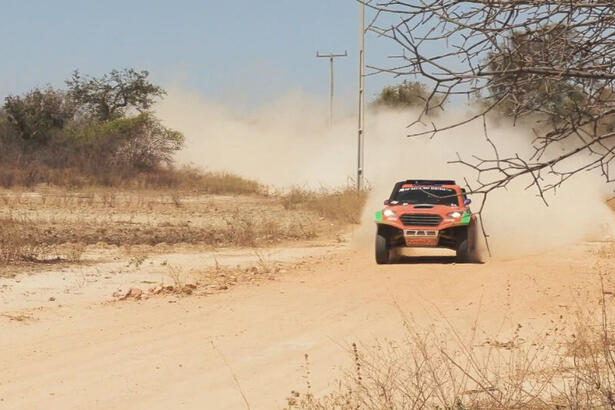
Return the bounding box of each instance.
[393,186,459,206]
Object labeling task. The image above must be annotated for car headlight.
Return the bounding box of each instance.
[383,209,396,218]
[447,211,462,218]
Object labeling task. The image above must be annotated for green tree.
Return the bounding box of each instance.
[372,81,430,109]
[3,87,74,144]
[0,68,183,178]
[66,68,165,121]
[86,113,184,171]
[0,108,21,162]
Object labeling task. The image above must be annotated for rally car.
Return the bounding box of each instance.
[374,179,479,264]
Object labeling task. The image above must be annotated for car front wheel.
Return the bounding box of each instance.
[375,232,390,264]
[456,225,480,263]
[456,229,470,263]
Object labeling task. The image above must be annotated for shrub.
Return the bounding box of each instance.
[0,69,184,184]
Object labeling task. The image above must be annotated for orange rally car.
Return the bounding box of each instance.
[374,179,479,264]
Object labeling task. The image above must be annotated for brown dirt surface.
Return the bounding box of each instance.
[1,236,614,409]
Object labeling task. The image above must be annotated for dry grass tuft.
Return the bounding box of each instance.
[0,217,84,264]
[287,275,615,409]
[0,164,264,196]
[0,217,47,263]
[282,186,368,224]
[134,167,265,195]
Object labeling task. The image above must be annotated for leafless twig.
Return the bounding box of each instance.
[365,0,615,205]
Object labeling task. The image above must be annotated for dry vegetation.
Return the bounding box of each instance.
[287,247,615,410]
[0,175,366,269]
[288,315,615,409]
[282,187,368,225]
[0,164,264,194]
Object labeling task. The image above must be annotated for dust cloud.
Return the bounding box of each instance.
[157,88,356,187]
[157,89,614,259]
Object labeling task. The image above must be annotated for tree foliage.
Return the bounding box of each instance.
[4,87,74,144]
[66,68,165,121]
[372,81,431,110]
[0,69,182,183]
[92,113,184,171]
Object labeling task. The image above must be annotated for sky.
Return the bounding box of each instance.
[0,0,407,108]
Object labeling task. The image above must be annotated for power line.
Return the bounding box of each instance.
[316,51,348,127]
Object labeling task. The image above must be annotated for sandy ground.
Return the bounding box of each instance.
[0,239,614,409]
[0,241,343,313]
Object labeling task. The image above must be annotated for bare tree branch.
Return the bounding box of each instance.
[365,0,615,229]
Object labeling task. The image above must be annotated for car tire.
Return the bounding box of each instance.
[375,232,390,264]
[456,227,470,263]
[456,225,480,263]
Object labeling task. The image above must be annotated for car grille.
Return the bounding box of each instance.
[400,213,442,227]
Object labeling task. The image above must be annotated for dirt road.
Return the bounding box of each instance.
[1,241,612,409]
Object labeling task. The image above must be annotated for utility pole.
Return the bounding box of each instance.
[316,51,348,127]
[357,2,366,190]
